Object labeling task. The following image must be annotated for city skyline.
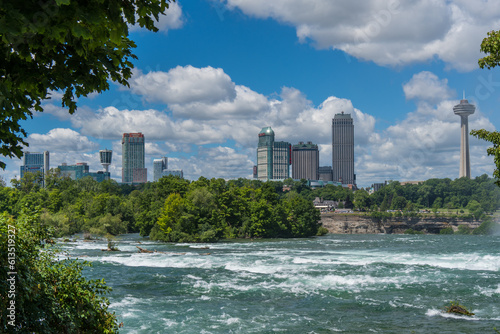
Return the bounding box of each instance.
[1,1,499,188]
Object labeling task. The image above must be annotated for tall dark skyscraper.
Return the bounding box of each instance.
[122,133,146,184]
[291,142,319,180]
[332,112,355,185]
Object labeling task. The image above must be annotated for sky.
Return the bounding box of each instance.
[3,0,500,188]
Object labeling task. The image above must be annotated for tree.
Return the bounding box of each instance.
[471,30,500,186]
[0,0,174,168]
[478,30,500,69]
[0,211,119,332]
[471,130,500,187]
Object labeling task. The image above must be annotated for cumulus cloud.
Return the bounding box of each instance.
[225,0,500,71]
[13,66,495,186]
[27,128,98,153]
[403,71,455,104]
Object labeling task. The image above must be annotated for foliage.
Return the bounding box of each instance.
[472,219,500,235]
[478,30,500,70]
[0,212,118,332]
[0,0,174,168]
[471,130,500,187]
[439,227,454,235]
[150,182,322,242]
[404,228,424,235]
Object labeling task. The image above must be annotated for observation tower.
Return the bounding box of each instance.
[99,149,112,173]
[453,98,475,178]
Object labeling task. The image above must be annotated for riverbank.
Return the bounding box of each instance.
[320,212,481,234]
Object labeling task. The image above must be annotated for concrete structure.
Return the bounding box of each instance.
[453,99,475,178]
[273,141,291,179]
[291,142,319,180]
[58,162,110,182]
[153,157,168,182]
[58,162,89,180]
[256,127,290,180]
[122,133,146,184]
[318,166,333,181]
[161,169,184,178]
[153,157,184,181]
[332,112,355,185]
[20,151,49,186]
[99,149,112,174]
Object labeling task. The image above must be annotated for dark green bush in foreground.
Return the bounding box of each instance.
[0,212,119,333]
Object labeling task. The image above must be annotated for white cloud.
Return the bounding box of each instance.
[130,66,236,105]
[129,1,184,33]
[226,0,500,71]
[12,66,495,187]
[27,128,98,153]
[403,71,455,104]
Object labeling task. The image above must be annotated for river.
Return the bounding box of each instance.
[59,234,500,333]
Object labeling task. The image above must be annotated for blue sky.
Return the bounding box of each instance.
[3,0,500,187]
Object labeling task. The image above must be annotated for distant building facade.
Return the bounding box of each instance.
[153,157,168,182]
[58,162,110,182]
[20,151,50,186]
[122,133,146,184]
[291,142,319,180]
[318,166,333,181]
[256,127,290,180]
[332,112,355,185]
[153,157,183,181]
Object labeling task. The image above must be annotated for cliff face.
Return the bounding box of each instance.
[320,213,481,234]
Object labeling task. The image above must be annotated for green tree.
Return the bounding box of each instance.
[478,30,500,69]
[471,130,500,187]
[0,212,119,332]
[0,0,174,168]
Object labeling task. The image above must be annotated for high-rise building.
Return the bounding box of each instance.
[122,133,146,184]
[332,112,355,185]
[257,127,274,180]
[20,151,49,186]
[58,162,111,182]
[153,157,183,181]
[256,127,290,180]
[153,157,168,182]
[453,98,475,178]
[58,162,89,180]
[291,142,319,180]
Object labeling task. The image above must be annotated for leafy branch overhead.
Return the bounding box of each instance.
[0,0,174,168]
[478,30,500,69]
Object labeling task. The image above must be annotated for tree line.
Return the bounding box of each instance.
[0,171,324,241]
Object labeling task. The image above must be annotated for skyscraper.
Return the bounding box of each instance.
[257,127,275,181]
[122,133,146,184]
[332,112,355,185]
[453,98,475,178]
[291,142,319,180]
[153,157,168,182]
[256,127,290,180]
[20,151,49,186]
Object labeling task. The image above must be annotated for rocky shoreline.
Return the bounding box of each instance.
[320,213,481,234]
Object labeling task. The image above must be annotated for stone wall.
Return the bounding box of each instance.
[320,213,481,234]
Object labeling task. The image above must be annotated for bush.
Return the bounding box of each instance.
[316,226,329,236]
[440,227,454,235]
[0,212,118,333]
[472,219,500,235]
[404,228,424,234]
